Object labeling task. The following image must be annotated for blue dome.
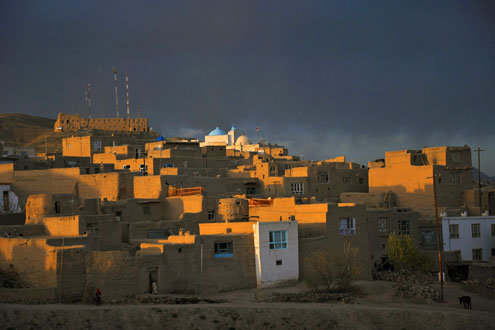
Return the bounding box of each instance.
[230,125,236,131]
[208,126,227,136]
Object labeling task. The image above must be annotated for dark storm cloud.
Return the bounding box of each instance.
[1,1,494,173]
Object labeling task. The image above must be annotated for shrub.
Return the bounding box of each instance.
[385,233,433,272]
[305,241,362,291]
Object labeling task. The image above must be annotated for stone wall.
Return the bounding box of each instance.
[55,113,148,132]
[11,168,80,208]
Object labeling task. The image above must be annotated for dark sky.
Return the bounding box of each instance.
[1,1,494,174]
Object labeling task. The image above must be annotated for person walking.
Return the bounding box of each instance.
[95,288,102,306]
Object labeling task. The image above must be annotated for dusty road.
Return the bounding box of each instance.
[1,301,493,330]
[1,281,494,330]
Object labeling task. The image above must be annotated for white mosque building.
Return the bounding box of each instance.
[200,125,259,152]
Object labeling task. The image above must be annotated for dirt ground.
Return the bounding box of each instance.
[1,280,494,330]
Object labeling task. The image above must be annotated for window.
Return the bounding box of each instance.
[359,178,364,184]
[449,224,459,239]
[491,224,495,236]
[68,143,71,149]
[451,172,461,184]
[342,177,351,184]
[398,220,410,236]
[290,183,304,194]
[339,218,355,236]
[115,211,122,222]
[492,249,495,257]
[450,152,461,163]
[143,206,151,216]
[276,260,283,266]
[207,210,215,220]
[140,164,148,172]
[379,217,387,233]
[284,164,292,170]
[54,201,61,214]
[214,242,233,258]
[471,223,481,238]
[147,229,166,239]
[86,222,100,237]
[93,140,102,152]
[3,191,10,212]
[472,248,482,261]
[246,186,256,196]
[269,230,287,249]
[318,172,328,183]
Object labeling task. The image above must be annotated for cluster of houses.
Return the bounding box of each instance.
[0,113,494,301]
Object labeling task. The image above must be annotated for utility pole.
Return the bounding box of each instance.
[113,67,119,117]
[59,236,65,304]
[474,147,484,214]
[432,173,444,302]
[200,242,203,299]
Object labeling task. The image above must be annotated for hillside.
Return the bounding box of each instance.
[0,113,158,155]
[0,113,55,147]
[472,168,495,183]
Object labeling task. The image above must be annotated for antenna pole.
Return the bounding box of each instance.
[86,83,92,118]
[98,66,103,117]
[113,67,119,117]
[125,73,130,119]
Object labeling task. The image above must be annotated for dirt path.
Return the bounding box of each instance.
[1,301,493,330]
[1,281,494,330]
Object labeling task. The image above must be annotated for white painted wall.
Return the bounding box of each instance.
[201,129,237,147]
[202,134,229,146]
[253,221,299,288]
[442,216,495,261]
[0,185,22,213]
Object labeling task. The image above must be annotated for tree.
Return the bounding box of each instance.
[385,233,433,273]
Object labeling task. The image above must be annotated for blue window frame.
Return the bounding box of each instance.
[269,230,287,249]
[339,218,355,236]
[214,242,233,258]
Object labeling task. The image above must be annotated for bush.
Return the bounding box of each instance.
[305,241,362,291]
[385,233,433,273]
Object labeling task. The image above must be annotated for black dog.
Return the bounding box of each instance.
[458,296,471,309]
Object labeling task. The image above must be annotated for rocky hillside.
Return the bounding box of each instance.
[0,113,54,147]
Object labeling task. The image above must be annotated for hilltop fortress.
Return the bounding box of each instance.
[54,113,148,132]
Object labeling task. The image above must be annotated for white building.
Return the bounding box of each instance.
[1,146,36,158]
[200,126,261,152]
[0,185,22,214]
[253,221,299,288]
[201,126,237,147]
[442,215,495,261]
